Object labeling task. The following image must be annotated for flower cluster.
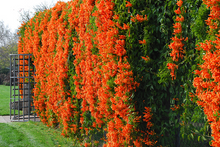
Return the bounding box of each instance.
[167,0,187,80]
[18,0,155,146]
[167,63,178,80]
[203,0,220,31]
[170,98,180,111]
[193,0,220,146]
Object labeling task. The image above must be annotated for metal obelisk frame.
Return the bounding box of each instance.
[10,54,39,122]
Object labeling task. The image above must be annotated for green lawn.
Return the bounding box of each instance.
[0,121,80,147]
[0,85,81,147]
[0,85,10,115]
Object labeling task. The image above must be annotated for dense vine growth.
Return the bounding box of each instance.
[193,0,220,146]
[17,0,220,146]
[18,0,154,146]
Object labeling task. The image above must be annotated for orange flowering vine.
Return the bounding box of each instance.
[167,63,178,80]
[126,1,132,13]
[167,0,187,80]
[193,0,220,146]
[171,98,180,111]
[142,56,150,62]
[18,0,155,146]
[131,14,148,23]
[139,39,147,45]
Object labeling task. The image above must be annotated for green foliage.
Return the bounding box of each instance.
[0,67,9,74]
[191,3,209,44]
[113,0,180,145]
[157,0,211,146]
[114,0,212,146]
[0,44,18,69]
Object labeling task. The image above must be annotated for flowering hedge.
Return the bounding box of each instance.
[17,0,220,146]
[18,0,155,146]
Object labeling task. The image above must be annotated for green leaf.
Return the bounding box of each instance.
[198,136,201,142]
[187,134,191,140]
[190,133,194,140]
[195,129,199,134]
[209,140,212,146]
[201,136,206,141]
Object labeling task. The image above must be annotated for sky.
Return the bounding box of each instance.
[0,0,70,33]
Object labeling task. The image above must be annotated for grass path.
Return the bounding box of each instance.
[0,121,80,147]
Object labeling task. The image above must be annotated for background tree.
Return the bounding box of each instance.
[19,1,55,24]
[0,21,18,72]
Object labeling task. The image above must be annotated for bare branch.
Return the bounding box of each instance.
[33,1,55,12]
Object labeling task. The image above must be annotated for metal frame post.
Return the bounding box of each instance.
[9,54,39,122]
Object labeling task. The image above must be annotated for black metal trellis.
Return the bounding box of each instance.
[10,54,39,122]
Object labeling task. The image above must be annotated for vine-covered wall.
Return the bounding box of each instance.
[18,0,154,146]
[17,0,220,146]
